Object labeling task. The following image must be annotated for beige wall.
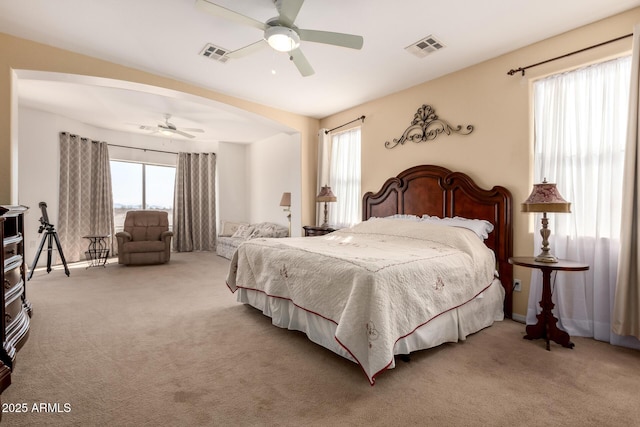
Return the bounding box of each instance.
[2,8,639,317]
[320,7,640,317]
[0,32,319,225]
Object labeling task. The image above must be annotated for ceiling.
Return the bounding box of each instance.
[1,0,639,143]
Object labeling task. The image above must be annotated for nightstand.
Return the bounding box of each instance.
[303,225,336,237]
[509,256,589,351]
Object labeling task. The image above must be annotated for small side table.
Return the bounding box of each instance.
[83,235,110,268]
[303,225,336,237]
[509,256,589,351]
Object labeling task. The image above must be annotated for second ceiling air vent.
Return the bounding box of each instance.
[199,43,230,63]
[405,35,446,58]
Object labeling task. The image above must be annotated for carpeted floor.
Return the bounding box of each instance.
[2,252,639,426]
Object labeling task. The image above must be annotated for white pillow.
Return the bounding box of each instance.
[220,221,248,237]
[231,224,255,239]
[249,223,289,238]
[384,214,422,221]
[420,215,494,240]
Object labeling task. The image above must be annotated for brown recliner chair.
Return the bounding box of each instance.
[115,210,173,265]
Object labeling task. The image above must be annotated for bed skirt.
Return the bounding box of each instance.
[236,278,505,378]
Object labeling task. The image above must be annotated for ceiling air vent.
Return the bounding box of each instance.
[199,43,230,63]
[405,35,445,58]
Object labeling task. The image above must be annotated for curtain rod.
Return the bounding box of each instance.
[507,33,633,76]
[107,143,178,155]
[60,133,179,155]
[324,115,366,134]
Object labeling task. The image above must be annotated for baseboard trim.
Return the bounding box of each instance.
[511,313,526,324]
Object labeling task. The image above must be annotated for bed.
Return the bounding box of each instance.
[226,165,513,385]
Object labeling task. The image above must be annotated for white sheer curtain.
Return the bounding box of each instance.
[328,127,361,228]
[528,55,640,348]
[317,129,331,226]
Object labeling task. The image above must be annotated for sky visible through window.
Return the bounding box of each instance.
[111,161,142,208]
[145,165,176,209]
[110,161,175,209]
[110,161,176,230]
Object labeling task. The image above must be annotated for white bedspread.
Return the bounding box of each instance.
[226,218,497,384]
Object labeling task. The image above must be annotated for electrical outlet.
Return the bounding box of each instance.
[513,279,522,292]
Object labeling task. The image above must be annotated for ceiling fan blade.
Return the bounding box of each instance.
[297,29,364,50]
[181,128,205,133]
[195,0,266,31]
[227,39,268,58]
[170,129,196,139]
[289,48,314,77]
[274,0,304,27]
[139,125,158,132]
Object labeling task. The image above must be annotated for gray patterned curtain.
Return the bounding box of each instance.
[58,132,115,262]
[173,152,216,252]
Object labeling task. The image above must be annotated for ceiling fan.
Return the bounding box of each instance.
[138,114,204,139]
[195,0,364,77]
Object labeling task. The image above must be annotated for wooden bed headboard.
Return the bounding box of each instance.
[362,165,513,318]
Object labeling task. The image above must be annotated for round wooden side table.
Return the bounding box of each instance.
[508,256,589,351]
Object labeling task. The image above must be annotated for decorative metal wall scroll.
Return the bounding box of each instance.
[384,104,474,149]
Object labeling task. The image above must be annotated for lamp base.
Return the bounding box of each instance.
[321,202,330,229]
[534,251,558,263]
[536,213,558,263]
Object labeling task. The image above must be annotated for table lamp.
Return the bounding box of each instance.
[521,179,571,263]
[280,192,291,236]
[316,185,337,228]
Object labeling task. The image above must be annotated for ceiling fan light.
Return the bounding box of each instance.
[159,129,173,136]
[265,26,300,52]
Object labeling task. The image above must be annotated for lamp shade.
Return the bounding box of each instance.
[279,192,291,207]
[521,180,571,213]
[316,186,337,203]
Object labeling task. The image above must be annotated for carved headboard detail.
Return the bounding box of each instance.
[362,165,513,317]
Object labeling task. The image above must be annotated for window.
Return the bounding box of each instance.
[328,127,361,228]
[533,56,630,240]
[528,55,631,342]
[110,160,176,231]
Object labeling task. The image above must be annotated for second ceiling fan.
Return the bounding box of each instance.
[195,0,364,77]
[139,114,204,139]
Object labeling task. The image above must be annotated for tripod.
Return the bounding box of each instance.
[27,206,70,281]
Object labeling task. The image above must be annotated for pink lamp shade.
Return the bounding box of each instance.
[316,186,337,203]
[522,180,571,213]
[522,179,571,263]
